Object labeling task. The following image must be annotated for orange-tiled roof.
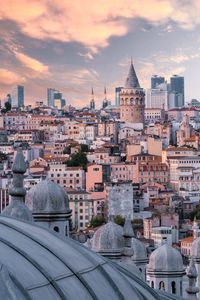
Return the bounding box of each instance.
[185,136,198,141]
[180,236,194,243]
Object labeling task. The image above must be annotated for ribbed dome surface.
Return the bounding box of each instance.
[0,215,172,300]
[147,244,184,274]
[25,179,69,214]
[91,222,124,252]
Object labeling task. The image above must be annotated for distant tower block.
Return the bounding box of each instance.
[120,59,145,127]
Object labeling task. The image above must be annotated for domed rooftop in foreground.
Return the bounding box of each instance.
[25,179,71,236]
[91,221,124,257]
[147,244,184,274]
[25,179,70,214]
[0,215,182,300]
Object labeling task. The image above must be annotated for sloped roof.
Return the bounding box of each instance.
[124,61,140,89]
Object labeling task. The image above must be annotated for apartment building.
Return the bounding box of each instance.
[169,156,200,190]
[47,164,85,190]
[110,163,137,182]
[68,191,93,231]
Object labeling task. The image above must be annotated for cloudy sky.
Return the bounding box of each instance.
[1,0,200,107]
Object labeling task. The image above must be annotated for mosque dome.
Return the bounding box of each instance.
[147,244,185,274]
[0,215,179,300]
[91,222,124,256]
[25,179,70,214]
[132,238,148,262]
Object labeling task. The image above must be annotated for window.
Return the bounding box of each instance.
[80,216,83,220]
[159,281,165,291]
[171,282,176,294]
[54,226,59,232]
[80,202,83,206]
[80,209,83,213]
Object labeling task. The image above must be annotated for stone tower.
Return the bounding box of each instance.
[120,59,145,128]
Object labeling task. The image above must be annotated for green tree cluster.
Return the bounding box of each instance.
[114,215,143,227]
[187,208,200,221]
[66,151,88,170]
[1,101,11,114]
[90,216,106,228]
[114,215,125,226]
[64,143,89,155]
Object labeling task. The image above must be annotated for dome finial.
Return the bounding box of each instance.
[123,217,134,251]
[123,217,134,238]
[2,148,33,222]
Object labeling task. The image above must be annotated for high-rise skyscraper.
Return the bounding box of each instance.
[170,75,184,107]
[47,88,63,107]
[146,82,168,110]
[120,59,145,127]
[115,87,123,107]
[12,85,24,107]
[151,75,165,89]
[47,88,56,106]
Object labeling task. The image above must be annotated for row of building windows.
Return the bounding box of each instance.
[50,173,80,177]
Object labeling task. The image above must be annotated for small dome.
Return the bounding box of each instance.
[91,222,124,254]
[25,179,70,214]
[132,238,148,262]
[147,244,184,274]
[191,237,200,259]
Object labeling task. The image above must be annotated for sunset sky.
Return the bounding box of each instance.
[1,0,200,107]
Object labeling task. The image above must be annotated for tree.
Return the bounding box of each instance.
[90,216,106,228]
[152,210,161,217]
[187,208,200,221]
[66,152,88,170]
[5,101,11,111]
[80,144,89,152]
[63,143,78,155]
[1,101,11,113]
[131,219,143,225]
[114,215,125,226]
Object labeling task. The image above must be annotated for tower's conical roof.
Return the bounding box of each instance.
[124,59,140,88]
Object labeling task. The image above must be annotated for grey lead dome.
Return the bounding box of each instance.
[91,221,124,254]
[147,244,185,274]
[25,179,70,213]
[0,215,179,300]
